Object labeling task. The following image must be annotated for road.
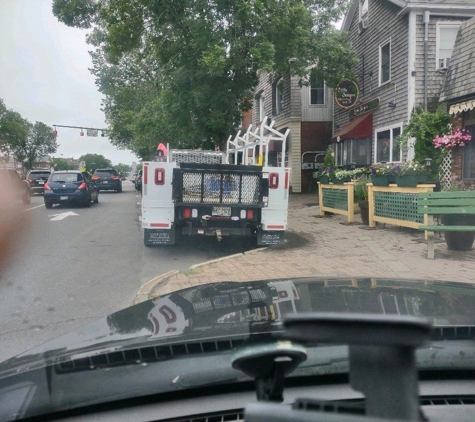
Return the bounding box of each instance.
[0,182,255,362]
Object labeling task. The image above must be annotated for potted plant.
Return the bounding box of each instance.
[316,148,336,184]
[370,164,395,186]
[333,169,354,184]
[354,175,370,225]
[440,175,475,251]
[394,161,429,187]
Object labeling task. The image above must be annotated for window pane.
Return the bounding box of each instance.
[310,85,325,105]
[377,130,391,162]
[381,43,390,83]
[360,0,368,17]
[392,127,401,162]
[463,125,475,179]
[440,26,459,49]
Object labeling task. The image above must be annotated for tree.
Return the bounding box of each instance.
[79,153,112,172]
[9,121,58,170]
[113,163,131,175]
[0,99,30,155]
[53,0,358,158]
[50,157,77,171]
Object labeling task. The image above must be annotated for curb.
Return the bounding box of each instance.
[133,247,268,304]
[134,270,179,304]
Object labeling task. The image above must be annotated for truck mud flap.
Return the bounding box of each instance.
[144,228,175,246]
[257,229,285,246]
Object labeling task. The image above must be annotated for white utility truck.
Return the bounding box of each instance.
[141,118,290,246]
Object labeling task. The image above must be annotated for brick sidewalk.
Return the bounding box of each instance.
[140,193,475,302]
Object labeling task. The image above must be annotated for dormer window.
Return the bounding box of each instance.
[437,23,461,70]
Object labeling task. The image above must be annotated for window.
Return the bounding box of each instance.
[379,41,391,85]
[334,139,372,167]
[437,23,460,69]
[359,0,368,19]
[259,95,265,122]
[463,125,475,179]
[309,71,325,105]
[375,126,401,163]
[275,81,284,114]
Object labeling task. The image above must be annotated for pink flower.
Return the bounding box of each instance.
[433,129,472,149]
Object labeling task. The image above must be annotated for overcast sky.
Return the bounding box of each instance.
[0,0,139,166]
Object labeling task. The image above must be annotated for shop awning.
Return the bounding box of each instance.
[449,100,475,115]
[331,113,373,143]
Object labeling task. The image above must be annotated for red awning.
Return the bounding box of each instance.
[331,113,373,143]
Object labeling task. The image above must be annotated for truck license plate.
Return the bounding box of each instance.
[212,207,231,216]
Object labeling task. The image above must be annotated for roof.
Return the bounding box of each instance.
[342,0,475,31]
[440,17,475,103]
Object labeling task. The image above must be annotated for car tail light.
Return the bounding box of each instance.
[111,175,120,179]
[92,175,99,180]
[269,172,279,189]
[155,168,165,185]
[183,208,191,218]
[44,183,51,190]
[77,182,87,190]
[247,209,254,219]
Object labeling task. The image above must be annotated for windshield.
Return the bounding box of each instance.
[1,1,475,421]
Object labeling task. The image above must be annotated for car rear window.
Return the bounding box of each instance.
[28,172,50,178]
[51,173,83,183]
[95,170,118,176]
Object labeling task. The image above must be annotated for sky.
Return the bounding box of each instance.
[0,0,139,166]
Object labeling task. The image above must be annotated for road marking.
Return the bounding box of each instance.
[48,211,79,221]
[24,204,44,211]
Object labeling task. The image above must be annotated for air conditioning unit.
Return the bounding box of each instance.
[301,163,314,170]
[359,17,368,32]
[439,57,450,70]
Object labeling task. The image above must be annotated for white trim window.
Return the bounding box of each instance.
[259,95,265,122]
[375,126,402,163]
[359,0,368,20]
[379,40,391,86]
[275,80,284,114]
[310,80,325,105]
[436,23,461,70]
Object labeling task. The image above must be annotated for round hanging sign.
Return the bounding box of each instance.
[335,80,359,109]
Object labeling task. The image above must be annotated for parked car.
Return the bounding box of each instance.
[0,168,31,205]
[135,169,142,191]
[44,170,99,208]
[92,168,122,192]
[26,168,51,194]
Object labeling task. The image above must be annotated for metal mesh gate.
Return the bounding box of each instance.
[181,172,261,204]
[374,191,423,223]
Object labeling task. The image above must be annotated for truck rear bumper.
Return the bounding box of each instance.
[181,226,253,237]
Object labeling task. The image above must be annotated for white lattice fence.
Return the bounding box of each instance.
[439,150,453,190]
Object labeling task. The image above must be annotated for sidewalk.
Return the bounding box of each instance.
[137,194,475,302]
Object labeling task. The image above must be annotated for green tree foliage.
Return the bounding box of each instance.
[79,153,112,171]
[51,157,77,171]
[10,121,58,170]
[399,105,451,179]
[113,163,131,174]
[0,100,30,155]
[53,0,358,158]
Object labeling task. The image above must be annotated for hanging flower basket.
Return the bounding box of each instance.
[433,129,472,149]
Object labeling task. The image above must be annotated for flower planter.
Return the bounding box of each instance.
[395,175,419,187]
[441,214,475,251]
[395,174,430,187]
[332,177,350,185]
[371,175,391,186]
[319,175,330,184]
[358,200,369,225]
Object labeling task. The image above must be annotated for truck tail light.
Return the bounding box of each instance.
[183,208,191,218]
[155,168,165,185]
[143,165,148,184]
[247,209,254,219]
[269,172,279,189]
[192,209,198,218]
[284,171,289,189]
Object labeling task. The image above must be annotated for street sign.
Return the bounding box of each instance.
[87,129,99,137]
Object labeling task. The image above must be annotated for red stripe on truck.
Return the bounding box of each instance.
[267,225,285,229]
[150,223,169,228]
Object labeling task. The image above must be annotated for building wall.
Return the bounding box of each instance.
[301,84,333,121]
[414,15,468,111]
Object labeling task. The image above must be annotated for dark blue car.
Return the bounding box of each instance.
[44,171,99,208]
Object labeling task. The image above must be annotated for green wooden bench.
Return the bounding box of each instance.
[417,191,475,259]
